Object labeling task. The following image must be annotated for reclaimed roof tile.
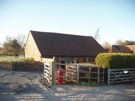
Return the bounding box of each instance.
[30,30,106,57]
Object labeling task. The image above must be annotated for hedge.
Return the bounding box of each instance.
[0,61,44,71]
[95,53,135,69]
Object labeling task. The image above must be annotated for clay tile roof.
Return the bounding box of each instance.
[30,30,106,57]
[112,45,135,53]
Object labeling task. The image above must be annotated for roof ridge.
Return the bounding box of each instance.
[30,30,92,38]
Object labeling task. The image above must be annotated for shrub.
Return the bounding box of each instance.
[95,53,135,69]
[24,57,35,62]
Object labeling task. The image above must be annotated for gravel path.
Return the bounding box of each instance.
[0,68,135,101]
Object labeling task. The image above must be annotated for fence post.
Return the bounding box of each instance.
[102,68,104,83]
[89,67,91,82]
[107,68,110,85]
[104,68,108,84]
[52,62,55,85]
[97,67,100,83]
[76,64,79,84]
[133,72,135,83]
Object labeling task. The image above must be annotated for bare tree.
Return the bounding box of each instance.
[16,34,26,48]
[102,42,111,52]
[114,39,125,46]
[93,28,100,41]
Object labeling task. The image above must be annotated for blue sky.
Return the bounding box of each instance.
[0,0,135,45]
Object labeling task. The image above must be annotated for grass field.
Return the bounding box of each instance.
[0,54,24,61]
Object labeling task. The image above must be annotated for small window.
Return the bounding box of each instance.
[65,58,69,63]
[69,58,73,63]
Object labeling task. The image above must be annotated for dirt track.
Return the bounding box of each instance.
[0,68,135,101]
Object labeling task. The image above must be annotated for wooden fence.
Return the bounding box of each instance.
[52,63,104,85]
[44,62,135,85]
[107,68,135,84]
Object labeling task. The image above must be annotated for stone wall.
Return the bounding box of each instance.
[0,61,44,71]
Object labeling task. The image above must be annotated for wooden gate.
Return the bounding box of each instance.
[107,68,135,84]
[44,63,54,86]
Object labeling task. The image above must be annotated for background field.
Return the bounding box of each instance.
[0,55,24,61]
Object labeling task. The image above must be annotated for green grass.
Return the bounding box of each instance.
[0,55,24,61]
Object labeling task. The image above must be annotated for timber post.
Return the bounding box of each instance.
[107,68,110,85]
[76,64,79,84]
[52,62,55,85]
[97,67,100,83]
